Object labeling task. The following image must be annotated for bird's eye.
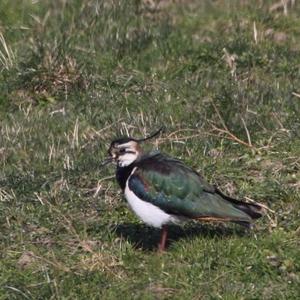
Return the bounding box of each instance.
[119,148,126,154]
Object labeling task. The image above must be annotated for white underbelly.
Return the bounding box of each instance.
[124,174,178,228]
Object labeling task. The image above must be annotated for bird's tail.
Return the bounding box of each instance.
[215,188,266,220]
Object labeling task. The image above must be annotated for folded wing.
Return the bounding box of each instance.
[129,153,258,223]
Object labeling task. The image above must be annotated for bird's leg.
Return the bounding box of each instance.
[158,225,168,252]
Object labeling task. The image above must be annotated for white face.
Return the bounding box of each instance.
[110,141,140,167]
[117,152,139,167]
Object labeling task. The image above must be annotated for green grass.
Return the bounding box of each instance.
[1,0,300,299]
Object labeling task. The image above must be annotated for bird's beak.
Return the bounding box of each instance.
[100,157,113,167]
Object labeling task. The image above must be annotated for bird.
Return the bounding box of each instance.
[102,128,265,251]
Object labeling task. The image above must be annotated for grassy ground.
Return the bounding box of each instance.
[1,0,300,299]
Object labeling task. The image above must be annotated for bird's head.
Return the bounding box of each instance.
[108,138,141,167]
[102,127,163,168]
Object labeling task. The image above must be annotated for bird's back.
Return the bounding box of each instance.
[128,152,261,223]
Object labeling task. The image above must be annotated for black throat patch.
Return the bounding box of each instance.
[116,164,135,191]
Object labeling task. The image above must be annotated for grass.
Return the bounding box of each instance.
[0,0,300,298]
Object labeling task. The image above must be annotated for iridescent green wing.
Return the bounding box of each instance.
[129,154,252,222]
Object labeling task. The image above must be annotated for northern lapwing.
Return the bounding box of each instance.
[103,128,265,251]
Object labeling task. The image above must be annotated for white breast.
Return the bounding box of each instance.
[124,168,179,228]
